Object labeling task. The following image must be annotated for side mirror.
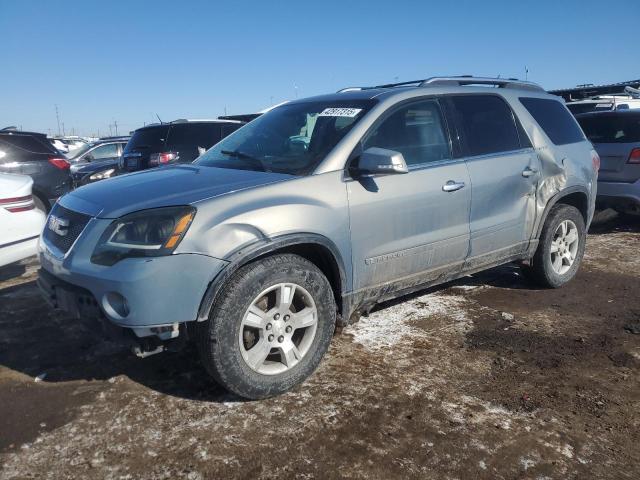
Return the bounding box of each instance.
[355,147,408,176]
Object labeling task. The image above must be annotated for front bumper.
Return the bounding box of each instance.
[597,179,640,213]
[38,242,229,329]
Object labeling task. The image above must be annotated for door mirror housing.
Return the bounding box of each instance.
[355,147,409,176]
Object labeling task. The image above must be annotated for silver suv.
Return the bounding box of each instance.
[38,77,599,399]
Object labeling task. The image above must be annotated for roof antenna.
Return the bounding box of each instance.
[155,113,163,124]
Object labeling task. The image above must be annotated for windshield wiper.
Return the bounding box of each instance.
[220,150,267,171]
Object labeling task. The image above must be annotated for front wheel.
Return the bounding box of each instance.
[522,204,586,288]
[196,253,336,399]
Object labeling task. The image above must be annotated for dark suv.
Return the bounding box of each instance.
[0,129,70,212]
[119,120,244,173]
[68,136,130,188]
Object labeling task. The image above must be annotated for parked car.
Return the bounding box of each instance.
[60,137,87,152]
[565,96,640,115]
[49,138,69,154]
[0,130,70,212]
[118,119,244,173]
[0,173,46,267]
[68,136,129,188]
[576,110,640,215]
[38,76,598,399]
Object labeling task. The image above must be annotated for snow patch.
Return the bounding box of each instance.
[345,292,470,350]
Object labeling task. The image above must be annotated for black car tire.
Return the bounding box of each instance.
[196,253,336,399]
[522,204,586,288]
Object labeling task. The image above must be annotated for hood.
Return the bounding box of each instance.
[60,165,293,218]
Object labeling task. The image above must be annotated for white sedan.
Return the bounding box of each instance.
[0,173,46,268]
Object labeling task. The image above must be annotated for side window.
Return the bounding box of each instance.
[450,95,521,156]
[88,143,119,160]
[363,100,450,166]
[519,97,586,145]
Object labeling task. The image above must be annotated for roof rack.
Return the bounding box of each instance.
[338,76,544,93]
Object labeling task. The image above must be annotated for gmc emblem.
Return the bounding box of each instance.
[48,215,70,236]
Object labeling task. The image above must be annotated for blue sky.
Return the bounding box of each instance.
[1,0,639,136]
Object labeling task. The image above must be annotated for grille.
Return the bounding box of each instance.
[43,203,92,254]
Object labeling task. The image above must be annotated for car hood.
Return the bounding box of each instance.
[60,165,294,218]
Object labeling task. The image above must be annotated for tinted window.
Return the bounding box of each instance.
[450,95,521,156]
[88,143,119,160]
[167,123,222,150]
[0,139,25,162]
[196,100,376,176]
[577,114,640,143]
[0,133,56,154]
[520,97,585,145]
[363,100,450,166]
[222,123,243,137]
[124,125,170,154]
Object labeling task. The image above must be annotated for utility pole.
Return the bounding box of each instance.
[113,120,118,136]
[108,124,113,136]
[62,122,66,136]
[55,104,61,136]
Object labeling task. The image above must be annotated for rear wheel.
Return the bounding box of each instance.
[197,254,336,399]
[522,204,586,288]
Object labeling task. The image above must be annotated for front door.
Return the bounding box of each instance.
[347,98,471,292]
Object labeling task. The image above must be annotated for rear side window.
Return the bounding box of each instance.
[577,114,640,143]
[520,97,585,145]
[450,95,521,156]
[363,99,451,166]
[0,134,56,154]
[124,125,170,153]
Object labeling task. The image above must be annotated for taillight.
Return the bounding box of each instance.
[628,148,640,164]
[48,157,70,170]
[149,152,177,166]
[0,194,35,212]
[591,150,600,171]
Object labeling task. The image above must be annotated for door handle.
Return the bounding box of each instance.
[442,180,465,192]
[522,167,538,178]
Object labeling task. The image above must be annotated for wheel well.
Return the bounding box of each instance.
[31,189,51,213]
[555,191,589,223]
[255,243,343,315]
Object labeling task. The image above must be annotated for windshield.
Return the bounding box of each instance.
[195,99,376,175]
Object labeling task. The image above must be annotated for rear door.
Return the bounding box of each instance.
[347,98,471,291]
[447,94,539,263]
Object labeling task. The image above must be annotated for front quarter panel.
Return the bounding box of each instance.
[177,170,353,291]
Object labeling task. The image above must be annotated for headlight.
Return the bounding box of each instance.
[91,206,196,266]
[89,168,116,181]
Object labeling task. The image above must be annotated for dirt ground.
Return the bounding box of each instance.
[1,214,639,480]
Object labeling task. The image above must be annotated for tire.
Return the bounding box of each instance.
[522,204,586,288]
[33,195,49,214]
[196,253,336,399]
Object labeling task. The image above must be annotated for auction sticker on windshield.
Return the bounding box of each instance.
[319,108,363,117]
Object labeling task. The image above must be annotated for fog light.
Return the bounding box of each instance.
[103,292,129,318]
